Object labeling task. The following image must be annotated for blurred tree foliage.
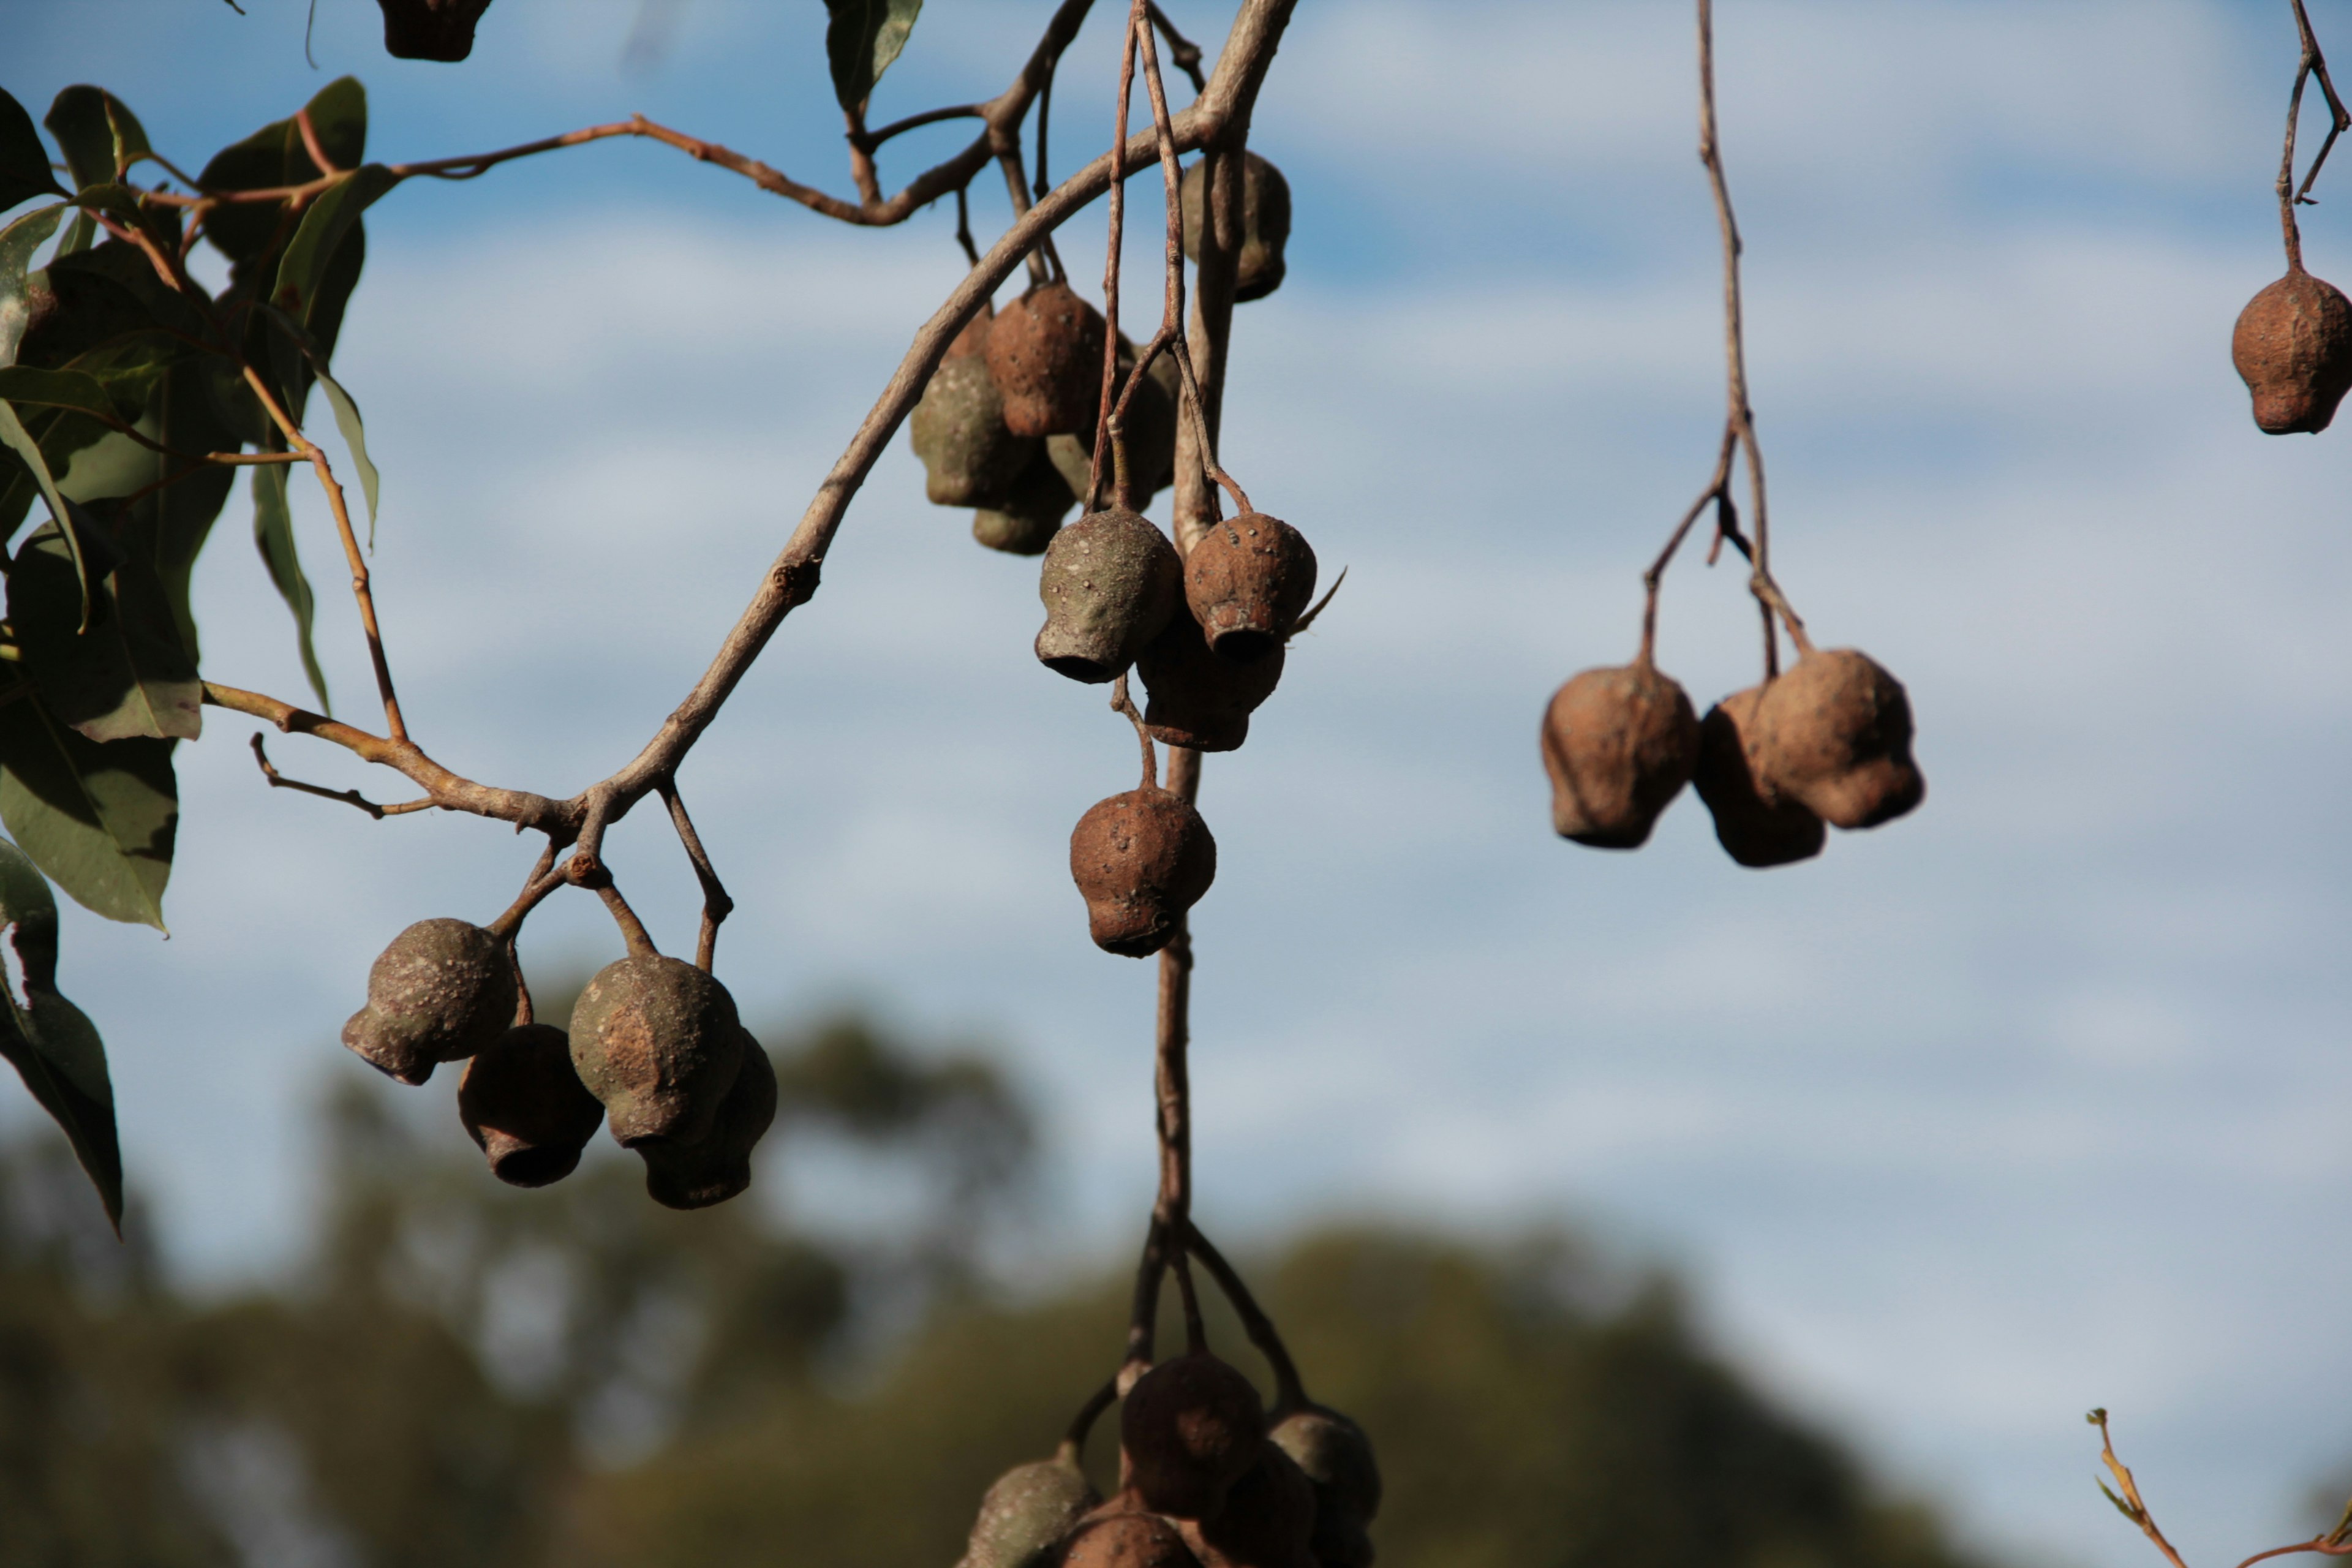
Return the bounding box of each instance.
[0,1011,1989,1568]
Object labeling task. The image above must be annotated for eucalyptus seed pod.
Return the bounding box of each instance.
[976,447,1081,556]
[569,954,745,1148]
[1035,508,1183,682]
[912,350,1039,508]
[1539,661,1702,849]
[1181,152,1293,303]
[1180,1442,1319,1568]
[1184,514,1316,663]
[377,0,493,59]
[1691,687,1825,868]
[340,918,517,1085]
[1122,1351,1267,1520]
[641,1030,776,1210]
[1060,1507,1203,1568]
[1268,1407,1381,1529]
[1137,611,1284,753]
[961,1454,1101,1568]
[1070,788,1217,958]
[1752,649,1924,830]
[1049,346,1183,505]
[987,282,1109,438]
[458,1023,605,1188]
[2232,267,2352,434]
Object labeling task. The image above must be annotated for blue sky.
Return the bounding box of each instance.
[9,2,2352,1566]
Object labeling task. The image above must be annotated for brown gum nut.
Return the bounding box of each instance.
[1752,649,1925,830]
[2232,268,2352,434]
[1061,1509,1203,1568]
[911,353,1039,508]
[1049,344,1182,504]
[962,1455,1100,1568]
[1035,508,1183,682]
[1267,1406,1381,1527]
[338,917,517,1084]
[1179,1442,1318,1568]
[458,1023,605,1188]
[976,447,1080,556]
[1181,152,1292,304]
[377,0,492,60]
[1539,662,1702,849]
[1070,788,1217,959]
[1691,687,1825,868]
[640,1031,776,1210]
[568,954,745,1148]
[1121,1352,1267,1520]
[1137,611,1285,753]
[1184,514,1316,664]
[986,281,1108,438]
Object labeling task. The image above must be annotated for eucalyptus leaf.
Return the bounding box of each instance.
[0,87,69,210]
[198,77,367,270]
[0,398,95,628]
[0,835,58,932]
[44,86,152,189]
[0,984,123,1232]
[824,0,924,113]
[11,521,203,744]
[251,459,330,712]
[0,205,66,368]
[0,695,176,929]
[272,164,396,330]
[0,364,130,423]
[261,304,379,533]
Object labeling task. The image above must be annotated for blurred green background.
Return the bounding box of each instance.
[1,1005,1991,1568]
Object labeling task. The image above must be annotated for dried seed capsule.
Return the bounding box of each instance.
[641,1030,776,1210]
[1539,661,1702,849]
[339,918,517,1085]
[1122,1352,1267,1520]
[1061,1507,1202,1568]
[975,447,1080,556]
[1180,1442,1319,1568]
[1691,687,1825,868]
[912,349,1039,508]
[987,282,1109,439]
[1752,649,1924,830]
[1035,508,1183,682]
[961,1454,1100,1568]
[377,0,493,60]
[1137,611,1286,753]
[1049,345,1183,505]
[569,954,745,1148]
[1181,152,1293,304]
[2232,268,2352,434]
[1185,514,1316,663]
[1268,1406,1380,1529]
[1070,789,1217,959]
[458,1023,605,1187]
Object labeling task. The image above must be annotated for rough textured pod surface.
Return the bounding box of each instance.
[1138,611,1285,753]
[377,0,493,59]
[1185,514,1316,663]
[1539,662,1702,849]
[1070,788,1217,959]
[1752,649,1924,830]
[458,1023,605,1188]
[2232,268,2352,434]
[976,448,1079,556]
[1181,152,1293,303]
[1049,345,1183,505]
[1060,1508,1203,1568]
[1180,1443,1319,1568]
[339,918,517,1085]
[1035,508,1182,682]
[962,1455,1100,1568]
[1121,1352,1267,1520]
[641,1031,776,1210]
[1268,1406,1381,1528]
[1692,687,1825,868]
[912,353,1038,507]
[987,282,1108,438]
[569,954,745,1148]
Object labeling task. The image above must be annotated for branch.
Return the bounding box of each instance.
[2089,1409,2193,1568]
[247,734,432,818]
[657,777,733,971]
[1186,1221,1306,1408]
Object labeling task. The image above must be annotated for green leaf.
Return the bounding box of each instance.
[251,459,329,712]
[133,361,245,666]
[10,519,202,744]
[271,164,396,331]
[0,205,66,368]
[260,303,379,535]
[0,985,123,1232]
[0,86,69,210]
[198,77,367,269]
[0,398,96,628]
[824,0,924,113]
[43,86,152,190]
[0,834,58,932]
[0,695,176,929]
[0,364,131,423]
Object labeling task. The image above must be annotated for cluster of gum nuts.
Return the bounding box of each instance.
[1541,643,1924,865]
[958,1351,1379,1568]
[2233,258,2352,434]
[913,154,1311,957]
[341,922,772,1208]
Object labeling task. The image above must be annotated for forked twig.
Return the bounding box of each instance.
[248,734,431,819]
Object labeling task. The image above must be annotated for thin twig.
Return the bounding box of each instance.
[595,882,658,959]
[488,840,563,943]
[1086,2,1145,514]
[247,733,430,819]
[1112,673,1159,788]
[2290,0,2351,208]
[2089,1409,2193,1568]
[657,777,733,972]
[1148,2,1209,94]
[1060,1378,1117,1462]
[1186,1221,1306,1408]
